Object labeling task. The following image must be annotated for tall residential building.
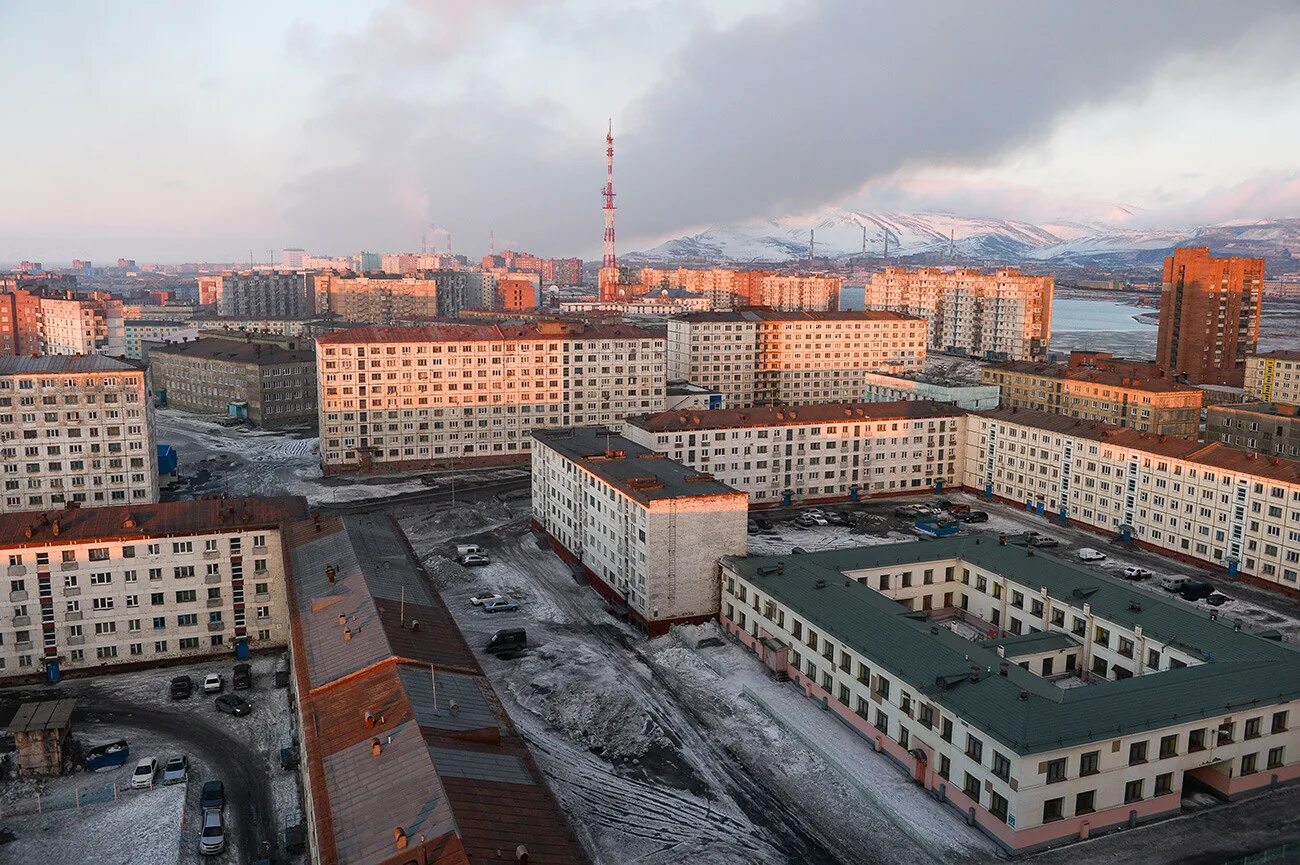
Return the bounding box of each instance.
[531,427,748,634]
[310,273,441,322]
[0,289,43,355]
[280,247,306,269]
[379,252,420,274]
[316,321,665,474]
[667,310,927,408]
[496,275,537,311]
[619,267,841,311]
[211,272,312,319]
[1245,351,1300,403]
[1157,247,1265,384]
[149,337,317,428]
[0,356,158,514]
[981,357,1203,437]
[0,496,307,681]
[353,251,382,272]
[37,293,126,357]
[865,266,1053,361]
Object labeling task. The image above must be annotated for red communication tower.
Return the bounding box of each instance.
[602,120,616,269]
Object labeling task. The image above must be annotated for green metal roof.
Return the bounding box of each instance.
[724,536,1300,755]
[984,631,1079,656]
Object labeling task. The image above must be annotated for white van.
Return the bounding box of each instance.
[456,544,483,558]
[1159,575,1190,592]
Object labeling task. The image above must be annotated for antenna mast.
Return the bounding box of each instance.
[809,229,815,262]
[602,119,617,269]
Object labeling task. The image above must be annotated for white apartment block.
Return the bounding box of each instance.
[866,267,1053,361]
[0,356,158,515]
[0,496,307,680]
[667,310,927,409]
[531,427,747,635]
[38,294,126,357]
[722,538,1300,853]
[317,321,666,474]
[623,401,965,506]
[963,407,1300,589]
[862,371,1002,411]
[1245,351,1300,403]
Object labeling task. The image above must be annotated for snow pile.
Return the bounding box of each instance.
[2,781,184,865]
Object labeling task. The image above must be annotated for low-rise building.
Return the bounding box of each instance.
[862,371,1001,411]
[531,427,748,634]
[721,537,1300,853]
[1246,351,1300,404]
[124,319,200,360]
[0,496,307,681]
[982,359,1202,437]
[0,356,157,514]
[623,401,965,506]
[665,380,724,411]
[149,337,317,427]
[668,310,927,408]
[1207,402,1300,458]
[285,512,588,865]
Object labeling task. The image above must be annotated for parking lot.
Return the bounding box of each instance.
[0,653,301,865]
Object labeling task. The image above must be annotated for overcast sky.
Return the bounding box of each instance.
[2,0,1299,263]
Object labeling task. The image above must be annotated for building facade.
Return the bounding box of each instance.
[1207,402,1300,458]
[667,310,927,409]
[310,273,441,322]
[0,356,158,514]
[1245,351,1300,404]
[865,266,1053,361]
[124,319,200,360]
[0,496,306,680]
[149,337,317,427]
[981,360,1203,437]
[0,288,43,356]
[614,267,841,311]
[531,427,748,634]
[1157,247,1265,385]
[862,371,1001,411]
[721,538,1300,853]
[317,321,666,474]
[624,401,965,506]
[37,294,126,357]
[211,272,312,319]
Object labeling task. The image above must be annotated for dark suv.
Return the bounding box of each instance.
[169,675,194,700]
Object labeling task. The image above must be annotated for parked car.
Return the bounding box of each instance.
[826,512,849,525]
[482,598,520,614]
[958,510,989,523]
[169,676,194,700]
[1205,592,1231,607]
[753,517,772,530]
[1077,548,1107,561]
[199,810,226,855]
[1028,536,1060,548]
[455,543,483,558]
[130,757,159,789]
[1121,566,1153,580]
[470,591,505,606]
[458,552,491,567]
[932,498,954,510]
[200,780,225,812]
[486,628,528,656]
[232,662,253,690]
[947,503,972,515]
[161,755,189,785]
[746,520,760,535]
[215,694,253,717]
[795,515,828,527]
[1159,575,1191,592]
[893,505,922,518]
[203,673,224,694]
[1179,581,1216,602]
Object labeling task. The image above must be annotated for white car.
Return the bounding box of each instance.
[459,552,490,567]
[1121,566,1152,580]
[199,810,226,856]
[1077,548,1107,562]
[796,515,829,527]
[203,673,223,694]
[470,592,505,606]
[130,757,158,789]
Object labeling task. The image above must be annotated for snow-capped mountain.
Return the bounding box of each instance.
[631,209,1300,270]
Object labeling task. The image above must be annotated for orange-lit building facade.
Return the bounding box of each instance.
[496,275,538,311]
[0,289,43,355]
[1157,247,1265,385]
[602,267,840,311]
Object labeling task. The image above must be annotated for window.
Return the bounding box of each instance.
[993,752,1011,781]
[154,640,168,653]
[966,734,983,763]
[1075,790,1095,815]
[1129,741,1148,765]
[176,614,198,627]
[1154,773,1173,796]
[1188,729,1207,752]
[1159,734,1178,759]
[938,754,950,780]
[94,621,116,635]
[1079,750,1100,776]
[152,616,165,630]
[1124,779,1144,803]
[941,718,953,743]
[179,637,200,650]
[1241,753,1258,776]
[91,597,114,611]
[1045,758,1066,783]
[963,773,981,801]
[1042,797,1064,823]
[918,704,933,729]
[95,646,118,660]
[175,590,197,603]
[1272,711,1289,735]
[1268,747,1285,769]
[89,572,111,585]
[1218,721,1235,746]
[989,791,1009,823]
[874,709,889,736]
[1244,717,1262,740]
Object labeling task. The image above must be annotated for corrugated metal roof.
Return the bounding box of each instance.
[397,667,501,735]
[427,747,533,785]
[0,355,140,375]
[626,400,962,433]
[670,309,920,323]
[6,699,76,734]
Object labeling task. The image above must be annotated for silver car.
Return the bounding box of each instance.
[161,755,188,785]
[199,809,225,855]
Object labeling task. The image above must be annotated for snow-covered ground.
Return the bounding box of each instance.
[746,523,916,556]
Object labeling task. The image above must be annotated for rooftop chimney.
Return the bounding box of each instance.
[344,628,352,641]
[393,828,408,850]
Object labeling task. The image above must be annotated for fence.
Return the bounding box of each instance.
[1221,843,1300,865]
[1,781,126,818]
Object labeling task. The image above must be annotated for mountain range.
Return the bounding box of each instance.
[630,210,1300,271]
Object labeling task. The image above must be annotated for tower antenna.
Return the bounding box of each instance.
[602,119,617,270]
[489,229,495,257]
[809,229,815,262]
[949,229,955,261]
[861,225,867,256]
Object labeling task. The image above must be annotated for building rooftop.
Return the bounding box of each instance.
[1253,350,1300,362]
[149,336,314,365]
[989,360,1201,394]
[532,428,745,504]
[983,630,1079,657]
[627,400,963,434]
[666,379,720,396]
[670,309,921,323]
[316,321,660,345]
[725,537,1300,753]
[975,406,1300,484]
[864,370,992,389]
[0,497,309,550]
[0,355,140,376]
[1208,401,1300,418]
[6,699,76,734]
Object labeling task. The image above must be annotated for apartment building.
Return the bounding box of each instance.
[667,310,927,408]
[1207,402,1300,458]
[0,496,307,681]
[124,319,199,360]
[559,293,713,317]
[317,321,665,474]
[618,267,841,311]
[982,360,1203,437]
[865,266,1053,361]
[1245,351,1300,403]
[38,293,126,357]
[623,401,965,506]
[1157,247,1265,385]
[962,406,1300,589]
[531,427,747,634]
[286,512,588,865]
[496,275,538,311]
[149,337,317,428]
[210,271,312,319]
[310,273,440,322]
[721,537,1300,853]
[862,371,1001,411]
[0,356,157,515]
[0,288,42,355]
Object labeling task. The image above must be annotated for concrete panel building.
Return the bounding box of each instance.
[866,266,1053,361]
[37,293,126,357]
[124,319,199,360]
[623,401,965,506]
[317,321,665,474]
[667,310,927,409]
[721,538,1300,853]
[0,288,42,356]
[1157,247,1265,385]
[0,496,307,681]
[0,356,157,514]
[310,273,441,322]
[1207,402,1300,458]
[862,371,1001,411]
[149,337,317,427]
[531,427,748,634]
[1245,351,1300,404]
[211,271,312,319]
[617,267,841,311]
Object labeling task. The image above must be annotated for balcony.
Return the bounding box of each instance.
[256,615,272,625]
[7,564,27,577]
[66,611,82,621]
[60,562,77,572]
[13,615,31,626]
[65,586,80,596]
[204,574,222,585]
[15,641,33,651]
[203,550,220,559]
[9,590,28,602]
[206,598,223,608]
[67,635,84,646]
[206,621,224,632]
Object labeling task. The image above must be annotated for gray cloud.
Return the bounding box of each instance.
[283,0,1300,257]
